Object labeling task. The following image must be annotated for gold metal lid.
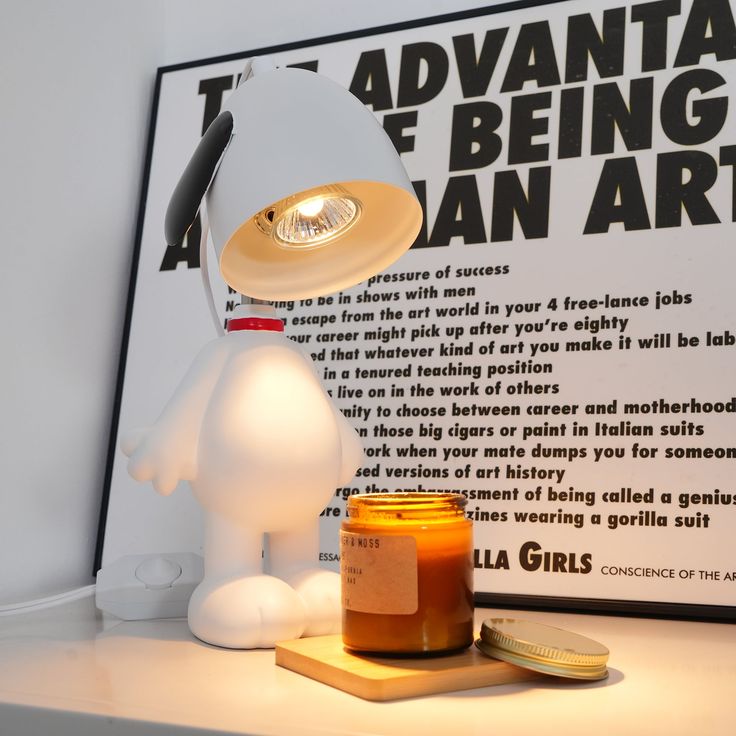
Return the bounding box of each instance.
[476,618,609,681]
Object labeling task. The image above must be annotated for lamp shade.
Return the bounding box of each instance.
[206,66,423,301]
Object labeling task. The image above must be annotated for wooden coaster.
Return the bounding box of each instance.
[275,634,540,701]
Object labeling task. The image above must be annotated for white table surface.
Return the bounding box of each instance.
[0,596,734,736]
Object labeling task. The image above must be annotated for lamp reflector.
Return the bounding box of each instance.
[256,185,362,251]
[275,195,359,248]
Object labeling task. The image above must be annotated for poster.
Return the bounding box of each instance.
[98,0,736,619]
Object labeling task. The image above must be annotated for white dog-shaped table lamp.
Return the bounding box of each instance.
[121,59,423,649]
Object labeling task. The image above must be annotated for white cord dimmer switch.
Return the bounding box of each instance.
[135,556,183,589]
[96,553,203,620]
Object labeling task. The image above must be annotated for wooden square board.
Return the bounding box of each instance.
[275,634,540,701]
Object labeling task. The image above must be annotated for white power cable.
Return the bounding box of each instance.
[0,584,96,617]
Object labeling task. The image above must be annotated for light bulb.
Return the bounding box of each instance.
[296,198,325,218]
[255,185,362,250]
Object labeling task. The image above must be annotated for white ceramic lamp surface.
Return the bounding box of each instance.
[122,60,422,648]
[210,65,421,300]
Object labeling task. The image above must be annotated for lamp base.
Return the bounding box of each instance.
[187,568,342,649]
[188,574,307,649]
[282,568,342,638]
[122,303,362,649]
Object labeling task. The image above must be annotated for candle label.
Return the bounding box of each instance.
[340,531,418,614]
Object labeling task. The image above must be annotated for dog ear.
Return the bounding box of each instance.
[164,111,234,246]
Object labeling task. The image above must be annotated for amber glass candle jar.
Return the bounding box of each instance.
[340,493,473,655]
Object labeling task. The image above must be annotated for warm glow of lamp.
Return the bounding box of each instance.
[296,197,326,218]
[121,57,423,649]
[254,184,363,251]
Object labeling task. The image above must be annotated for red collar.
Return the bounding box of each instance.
[226,317,284,333]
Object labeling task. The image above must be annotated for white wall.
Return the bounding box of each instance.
[161,0,496,66]
[0,0,496,605]
[0,0,164,604]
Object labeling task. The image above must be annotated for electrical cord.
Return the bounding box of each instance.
[0,584,96,617]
